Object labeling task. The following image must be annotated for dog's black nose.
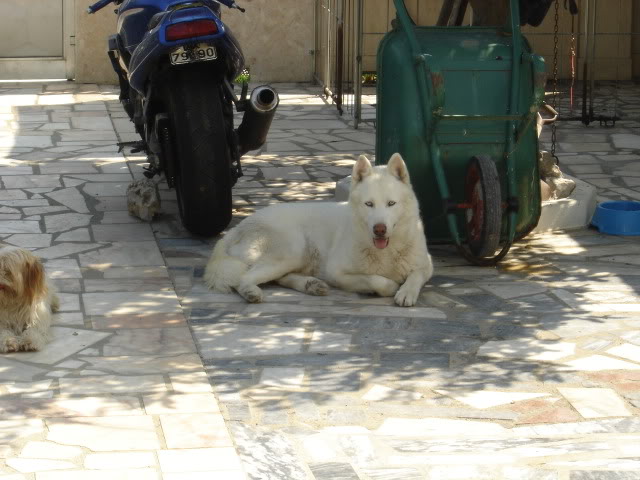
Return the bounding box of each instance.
[373,223,387,237]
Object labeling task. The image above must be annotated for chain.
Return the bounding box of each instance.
[550,0,560,163]
[569,13,576,114]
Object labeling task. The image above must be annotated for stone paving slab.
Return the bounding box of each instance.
[0,82,246,480]
[0,81,640,479]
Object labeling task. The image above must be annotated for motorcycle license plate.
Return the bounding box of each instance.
[170,44,217,65]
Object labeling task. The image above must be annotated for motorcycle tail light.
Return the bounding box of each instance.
[166,20,218,41]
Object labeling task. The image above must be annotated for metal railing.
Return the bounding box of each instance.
[314,0,639,130]
[314,0,364,128]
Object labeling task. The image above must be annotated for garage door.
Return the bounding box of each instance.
[0,0,75,79]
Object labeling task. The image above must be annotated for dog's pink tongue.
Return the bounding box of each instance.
[374,237,389,249]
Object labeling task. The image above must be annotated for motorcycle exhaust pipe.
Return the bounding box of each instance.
[237,85,279,156]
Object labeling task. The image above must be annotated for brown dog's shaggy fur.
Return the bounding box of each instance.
[0,247,59,353]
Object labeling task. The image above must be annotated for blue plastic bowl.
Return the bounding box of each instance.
[591,201,640,236]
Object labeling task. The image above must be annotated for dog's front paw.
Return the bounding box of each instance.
[305,279,329,296]
[19,339,40,352]
[394,285,420,307]
[1,336,19,353]
[17,329,48,352]
[238,284,264,303]
[372,276,400,297]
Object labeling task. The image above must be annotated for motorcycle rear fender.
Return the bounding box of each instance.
[127,5,230,94]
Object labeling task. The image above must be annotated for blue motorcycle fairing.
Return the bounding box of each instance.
[126,4,244,94]
[158,7,224,47]
[116,0,222,53]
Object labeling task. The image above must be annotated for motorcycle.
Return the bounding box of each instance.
[87,0,279,236]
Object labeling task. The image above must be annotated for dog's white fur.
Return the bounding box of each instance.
[0,247,59,353]
[205,153,433,306]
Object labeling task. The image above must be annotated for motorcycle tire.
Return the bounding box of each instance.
[165,67,232,237]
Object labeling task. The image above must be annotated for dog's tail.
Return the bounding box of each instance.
[204,236,248,293]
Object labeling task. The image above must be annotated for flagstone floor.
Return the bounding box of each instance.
[0,80,639,480]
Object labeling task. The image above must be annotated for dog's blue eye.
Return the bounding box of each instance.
[388,201,396,207]
[365,201,374,207]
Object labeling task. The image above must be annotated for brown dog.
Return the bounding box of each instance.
[0,247,59,353]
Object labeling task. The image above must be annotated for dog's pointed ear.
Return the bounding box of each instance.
[352,155,373,183]
[23,256,45,304]
[387,153,410,184]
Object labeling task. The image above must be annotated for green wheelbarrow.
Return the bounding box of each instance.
[376,0,549,265]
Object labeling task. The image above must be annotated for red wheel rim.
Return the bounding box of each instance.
[465,164,484,244]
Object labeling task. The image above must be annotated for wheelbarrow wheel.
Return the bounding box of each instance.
[464,155,502,258]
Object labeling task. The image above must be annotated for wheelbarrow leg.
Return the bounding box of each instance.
[453,0,524,266]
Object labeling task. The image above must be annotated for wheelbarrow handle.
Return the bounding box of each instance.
[540,103,559,125]
[393,0,445,117]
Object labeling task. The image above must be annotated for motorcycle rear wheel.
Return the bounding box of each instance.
[165,67,232,237]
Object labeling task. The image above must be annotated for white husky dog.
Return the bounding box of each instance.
[204,153,433,306]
